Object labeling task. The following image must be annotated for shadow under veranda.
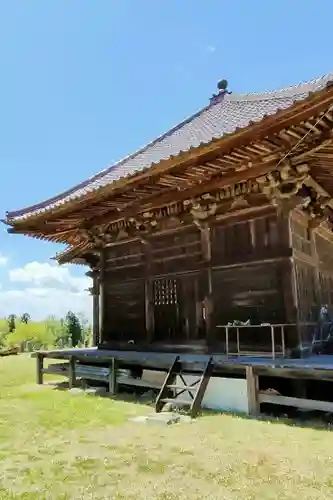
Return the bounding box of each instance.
[46,379,333,433]
[49,379,157,407]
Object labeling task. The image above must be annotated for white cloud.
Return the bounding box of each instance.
[1,261,92,321]
[206,45,216,53]
[0,253,8,266]
[9,261,90,293]
[0,288,92,321]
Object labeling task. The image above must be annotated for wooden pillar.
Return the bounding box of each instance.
[68,356,76,389]
[246,365,260,416]
[200,222,214,345]
[92,292,100,346]
[309,221,321,306]
[87,271,100,347]
[99,250,106,344]
[277,206,301,352]
[194,277,201,339]
[144,242,154,343]
[36,353,44,385]
[108,357,117,395]
[277,207,295,322]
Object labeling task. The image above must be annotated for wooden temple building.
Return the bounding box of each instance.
[5,73,333,417]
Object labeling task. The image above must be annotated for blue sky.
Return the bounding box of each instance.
[0,0,332,319]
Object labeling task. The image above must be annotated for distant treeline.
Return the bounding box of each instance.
[0,312,92,351]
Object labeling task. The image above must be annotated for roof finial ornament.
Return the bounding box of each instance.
[210,79,232,104]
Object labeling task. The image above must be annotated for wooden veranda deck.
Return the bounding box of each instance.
[32,346,333,418]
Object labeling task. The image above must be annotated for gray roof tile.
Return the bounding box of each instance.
[6,73,333,221]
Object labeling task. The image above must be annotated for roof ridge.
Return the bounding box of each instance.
[226,72,333,101]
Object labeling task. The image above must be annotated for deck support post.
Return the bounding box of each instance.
[108,358,117,395]
[36,353,44,385]
[68,356,76,389]
[246,365,260,416]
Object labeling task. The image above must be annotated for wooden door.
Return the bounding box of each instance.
[152,274,201,343]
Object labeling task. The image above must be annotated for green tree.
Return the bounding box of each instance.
[7,314,16,333]
[65,311,82,347]
[6,321,53,350]
[77,312,90,345]
[85,325,93,347]
[20,313,31,324]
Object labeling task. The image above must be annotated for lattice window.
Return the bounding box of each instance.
[153,279,178,305]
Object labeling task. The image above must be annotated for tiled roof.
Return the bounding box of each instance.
[6,73,333,222]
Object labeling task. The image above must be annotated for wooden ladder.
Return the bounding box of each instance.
[155,356,213,418]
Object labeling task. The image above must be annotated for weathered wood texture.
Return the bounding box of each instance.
[316,231,333,305]
[246,366,260,415]
[36,353,44,385]
[99,209,299,353]
[104,281,146,342]
[290,210,333,347]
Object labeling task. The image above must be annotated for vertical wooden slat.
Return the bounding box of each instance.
[92,293,100,346]
[280,209,301,352]
[68,356,76,389]
[36,353,44,385]
[250,219,256,249]
[92,272,100,346]
[194,276,201,339]
[278,209,296,320]
[200,223,214,344]
[108,358,117,395]
[281,325,286,357]
[144,242,154,343]
[182,276,190,340]
[99,250,106,343]
[309,224,320,305]
[246,365,260,416]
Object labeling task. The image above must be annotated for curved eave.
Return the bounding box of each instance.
[54,245,98,265]
[5,75,333,228]
[5,224,80,246]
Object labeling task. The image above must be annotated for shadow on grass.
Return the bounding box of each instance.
[45,379,333,432]
[199,406,333,432]
[49,379,157,407]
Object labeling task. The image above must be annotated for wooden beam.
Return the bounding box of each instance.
[108,358,117,395]
[68,356,76,389]
[36,353,44,385]
[246,366,260,415]
[258,393,333,413]
[309,224,321,304]
[76,131,331,232]
[77,159,281,231]
[99,250,106,343]
[144,243,154,343]
[276,208,297,326]
[255,366,333,381]
[200,223,214,345]
[92,274,100,346]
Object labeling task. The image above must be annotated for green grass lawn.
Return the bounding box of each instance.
[1,356,333,499]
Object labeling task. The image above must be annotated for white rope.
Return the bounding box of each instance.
[275,102,333,170]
